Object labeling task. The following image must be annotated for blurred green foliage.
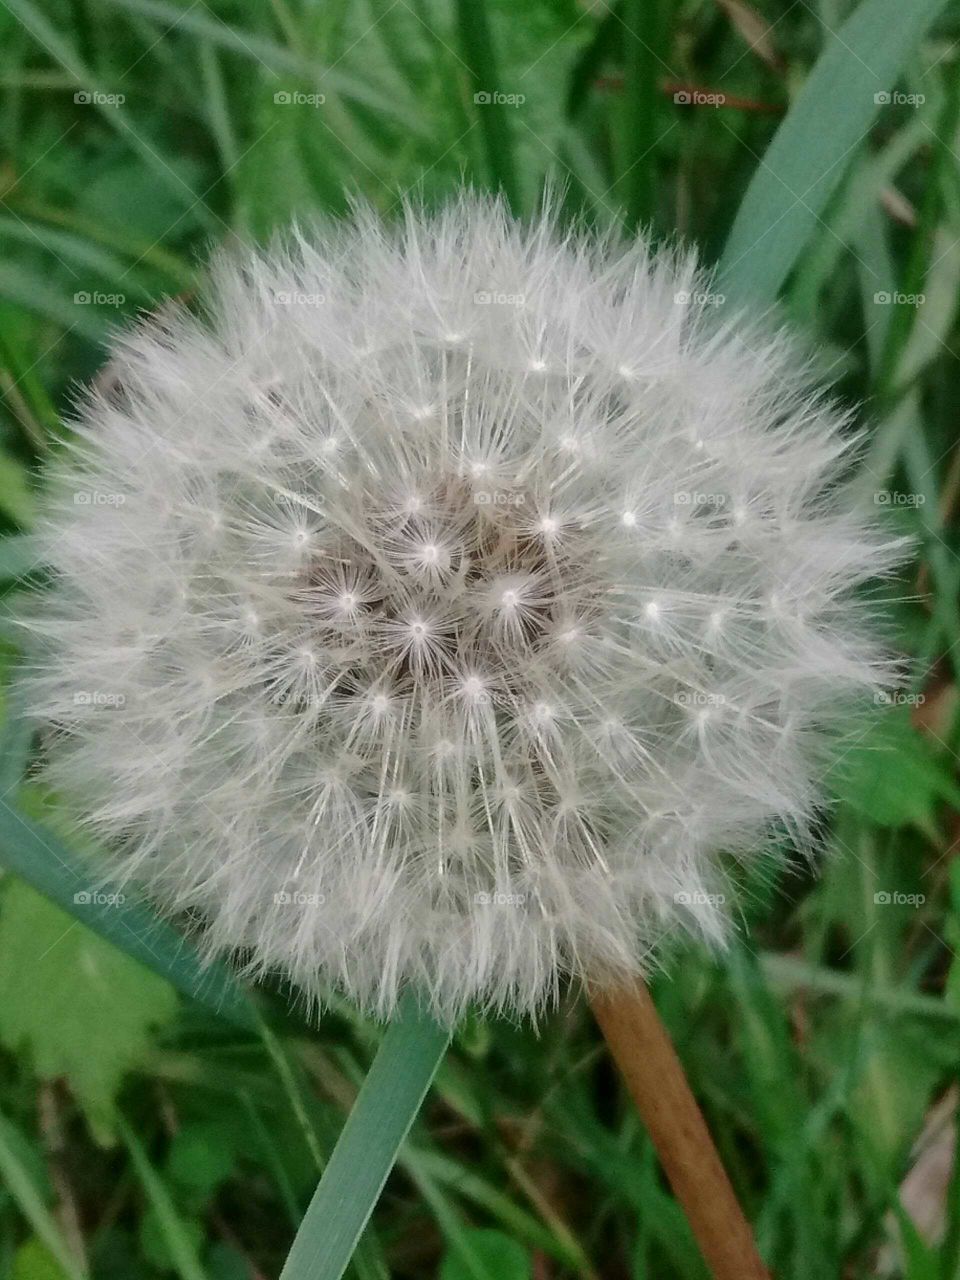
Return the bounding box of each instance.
[1,0,960,1277]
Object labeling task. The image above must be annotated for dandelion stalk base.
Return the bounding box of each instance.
[591,980,769,1280]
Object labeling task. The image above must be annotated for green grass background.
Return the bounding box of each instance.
[0,1,959,1277]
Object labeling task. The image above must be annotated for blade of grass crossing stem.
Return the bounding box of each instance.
[453,0,520,212]
[279,992,450,1280]
[0,799,255,1029]
[252,1010,390,1278]
[718,0,951,307]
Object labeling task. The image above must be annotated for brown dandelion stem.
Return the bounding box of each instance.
[591,981,769,1280]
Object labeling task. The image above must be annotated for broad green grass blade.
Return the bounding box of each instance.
[0,534,43,582]
[279,992,450,1280]
[718,0,951,306]
[0,1109,89,1280]
[254,1010,390,1280]
[454,0,521,212]
[0,799,255,1029]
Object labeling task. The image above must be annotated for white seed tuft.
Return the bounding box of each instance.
[18,192,903,1023]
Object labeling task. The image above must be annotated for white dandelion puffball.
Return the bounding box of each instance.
[23,194,899,1022]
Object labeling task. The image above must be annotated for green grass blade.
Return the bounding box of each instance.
[278,992,450,1280]
[96,0,426,135]
[718,0,951,305]
[0,261,111,341]
[0,1109,89,1280]
[0,534,43,582]
[621,0,661,231]
[0,799,255,1030]
[0,216,154,302]
[454,0,521,212]
[118,1116,209,1280]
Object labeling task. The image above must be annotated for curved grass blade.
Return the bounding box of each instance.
[718,0,951,306]
[278,991,450,1280]
[0,799,255,1030]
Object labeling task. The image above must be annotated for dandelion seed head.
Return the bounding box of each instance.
[20,193,903,1023]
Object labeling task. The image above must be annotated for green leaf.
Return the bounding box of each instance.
[439,1229,531,1280]
[206,1244,250,1280]
[278,991,450,1280]
[166,1122,239,1201]
[0,795,255,1029]
[829,710,960,829]
[12,1239,72,1280]
[0,451,36,528]
[718,0,952,306]
[0,880,179,1137]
